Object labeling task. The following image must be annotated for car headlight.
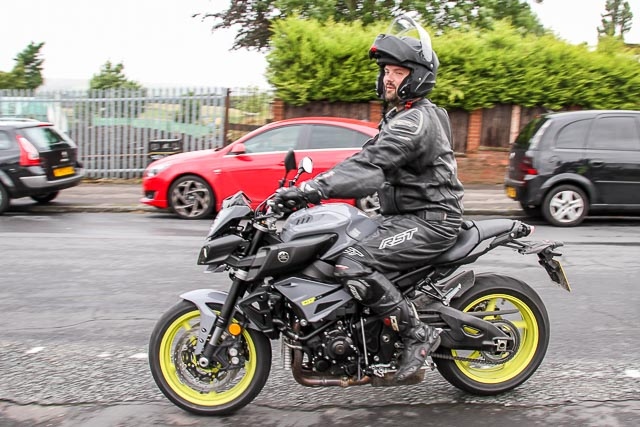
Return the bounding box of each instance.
[145,162,172,177]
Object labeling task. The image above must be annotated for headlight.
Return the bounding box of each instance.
[145,162,172,177]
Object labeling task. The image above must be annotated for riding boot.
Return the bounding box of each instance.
[335,260,441,381]
[389,299,441,382]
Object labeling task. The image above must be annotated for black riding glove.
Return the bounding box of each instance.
[273,181,325,210]
[299,180,325,204]
[273,187,306,210]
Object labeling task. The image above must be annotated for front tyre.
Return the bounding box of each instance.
[435,273,550,395]
[149,300,271,415]
[169,175,214,219]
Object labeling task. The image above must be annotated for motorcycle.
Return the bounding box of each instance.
[148,150,571,415]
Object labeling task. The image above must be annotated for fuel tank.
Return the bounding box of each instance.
[280,203,378,260]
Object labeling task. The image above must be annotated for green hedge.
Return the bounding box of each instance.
[267,18,640,111]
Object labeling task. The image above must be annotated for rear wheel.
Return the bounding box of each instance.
[31,191,59,204]
[542,184,588,227]
[0,184,9,214]
[149,300,271,415]
[435,273,550,395]
[168,175,214,219]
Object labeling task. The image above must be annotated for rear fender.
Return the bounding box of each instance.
[539,173,595,205]
[180,289,259,355]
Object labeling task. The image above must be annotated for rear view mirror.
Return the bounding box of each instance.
[230,143,246,155]
[284,149,297,173]
[300,157,313,174]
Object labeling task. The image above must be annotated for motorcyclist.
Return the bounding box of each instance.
[274,16,464,381]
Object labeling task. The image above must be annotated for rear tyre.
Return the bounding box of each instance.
[168,175,214,219]
[542,184,588,227]
[31,191,59,204]
[435,273,550,395]
[0,184,9,214]
[149,300,272,415]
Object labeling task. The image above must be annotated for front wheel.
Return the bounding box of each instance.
[148,300,272,415]
[435,273,550,395]
[168,175,215,219]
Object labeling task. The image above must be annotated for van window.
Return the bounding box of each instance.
[0,131,12,150]
[514,117,545,149]
[589,116,640,151]
[556,119,590,149]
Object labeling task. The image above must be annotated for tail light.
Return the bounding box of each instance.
[518,155,538,178]
[17,135,40,166]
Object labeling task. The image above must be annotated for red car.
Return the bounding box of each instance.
[141,117,379,219]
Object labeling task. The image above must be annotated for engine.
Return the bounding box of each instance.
[305,319,400,376]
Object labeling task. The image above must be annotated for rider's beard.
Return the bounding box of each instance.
[384,85,401,107]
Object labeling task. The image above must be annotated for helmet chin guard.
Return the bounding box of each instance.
[369,15,439,101]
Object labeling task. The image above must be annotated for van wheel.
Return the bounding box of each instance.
[542,184,588,227]
[0,184,9,214]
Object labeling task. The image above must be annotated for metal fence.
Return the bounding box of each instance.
[0,87,274,179]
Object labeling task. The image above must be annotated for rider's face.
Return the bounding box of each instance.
[383,65,411,104]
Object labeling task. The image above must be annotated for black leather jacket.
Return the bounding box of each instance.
[313,98,464,216]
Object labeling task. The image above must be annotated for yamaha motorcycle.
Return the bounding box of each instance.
[148,150,571,415]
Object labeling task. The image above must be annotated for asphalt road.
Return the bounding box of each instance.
[1,212,639,426]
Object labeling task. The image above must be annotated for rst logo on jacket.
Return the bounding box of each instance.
[378,227,418,249]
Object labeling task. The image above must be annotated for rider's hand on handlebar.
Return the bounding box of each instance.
[273,187,307,212]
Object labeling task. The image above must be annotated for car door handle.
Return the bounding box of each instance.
[590,160,604,167]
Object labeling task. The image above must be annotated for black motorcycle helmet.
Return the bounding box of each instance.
[368,15,439,101]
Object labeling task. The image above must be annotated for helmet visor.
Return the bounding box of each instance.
[387,15,433,63]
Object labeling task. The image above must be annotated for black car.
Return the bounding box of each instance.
[505,110,640,227]
[0,118,84,214]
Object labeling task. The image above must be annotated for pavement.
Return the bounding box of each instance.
[6,181,523,216]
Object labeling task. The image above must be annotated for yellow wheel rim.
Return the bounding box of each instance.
[158,309,257,406]
[451,293,539,384]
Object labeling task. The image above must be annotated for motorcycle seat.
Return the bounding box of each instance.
[432,219,516,264]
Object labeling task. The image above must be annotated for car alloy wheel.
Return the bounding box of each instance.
[169,175,214,220]
[542,184,588,227]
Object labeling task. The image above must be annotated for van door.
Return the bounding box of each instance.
[584,113,640,205]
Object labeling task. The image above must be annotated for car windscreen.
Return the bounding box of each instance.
[20,126,76,150]
[513,117,546,149]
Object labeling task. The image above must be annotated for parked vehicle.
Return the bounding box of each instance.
[148,151,571,415]
[140,117,380,219]
[505,110,640,227]
[0,118,84,214]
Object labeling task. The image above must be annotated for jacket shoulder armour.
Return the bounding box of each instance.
[386,108,424,136]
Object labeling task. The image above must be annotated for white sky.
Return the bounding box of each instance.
[1,0,639,90]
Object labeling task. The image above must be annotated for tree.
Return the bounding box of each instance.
[89,61,142,90]
[0,42,45,90]
[197,0,544,51]
[88,61,145,118]
[598,0,633,39]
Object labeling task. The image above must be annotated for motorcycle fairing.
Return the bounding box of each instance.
[197,234,247,266]
[274,277,353,323]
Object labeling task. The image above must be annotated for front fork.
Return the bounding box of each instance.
[196,278,249,368]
